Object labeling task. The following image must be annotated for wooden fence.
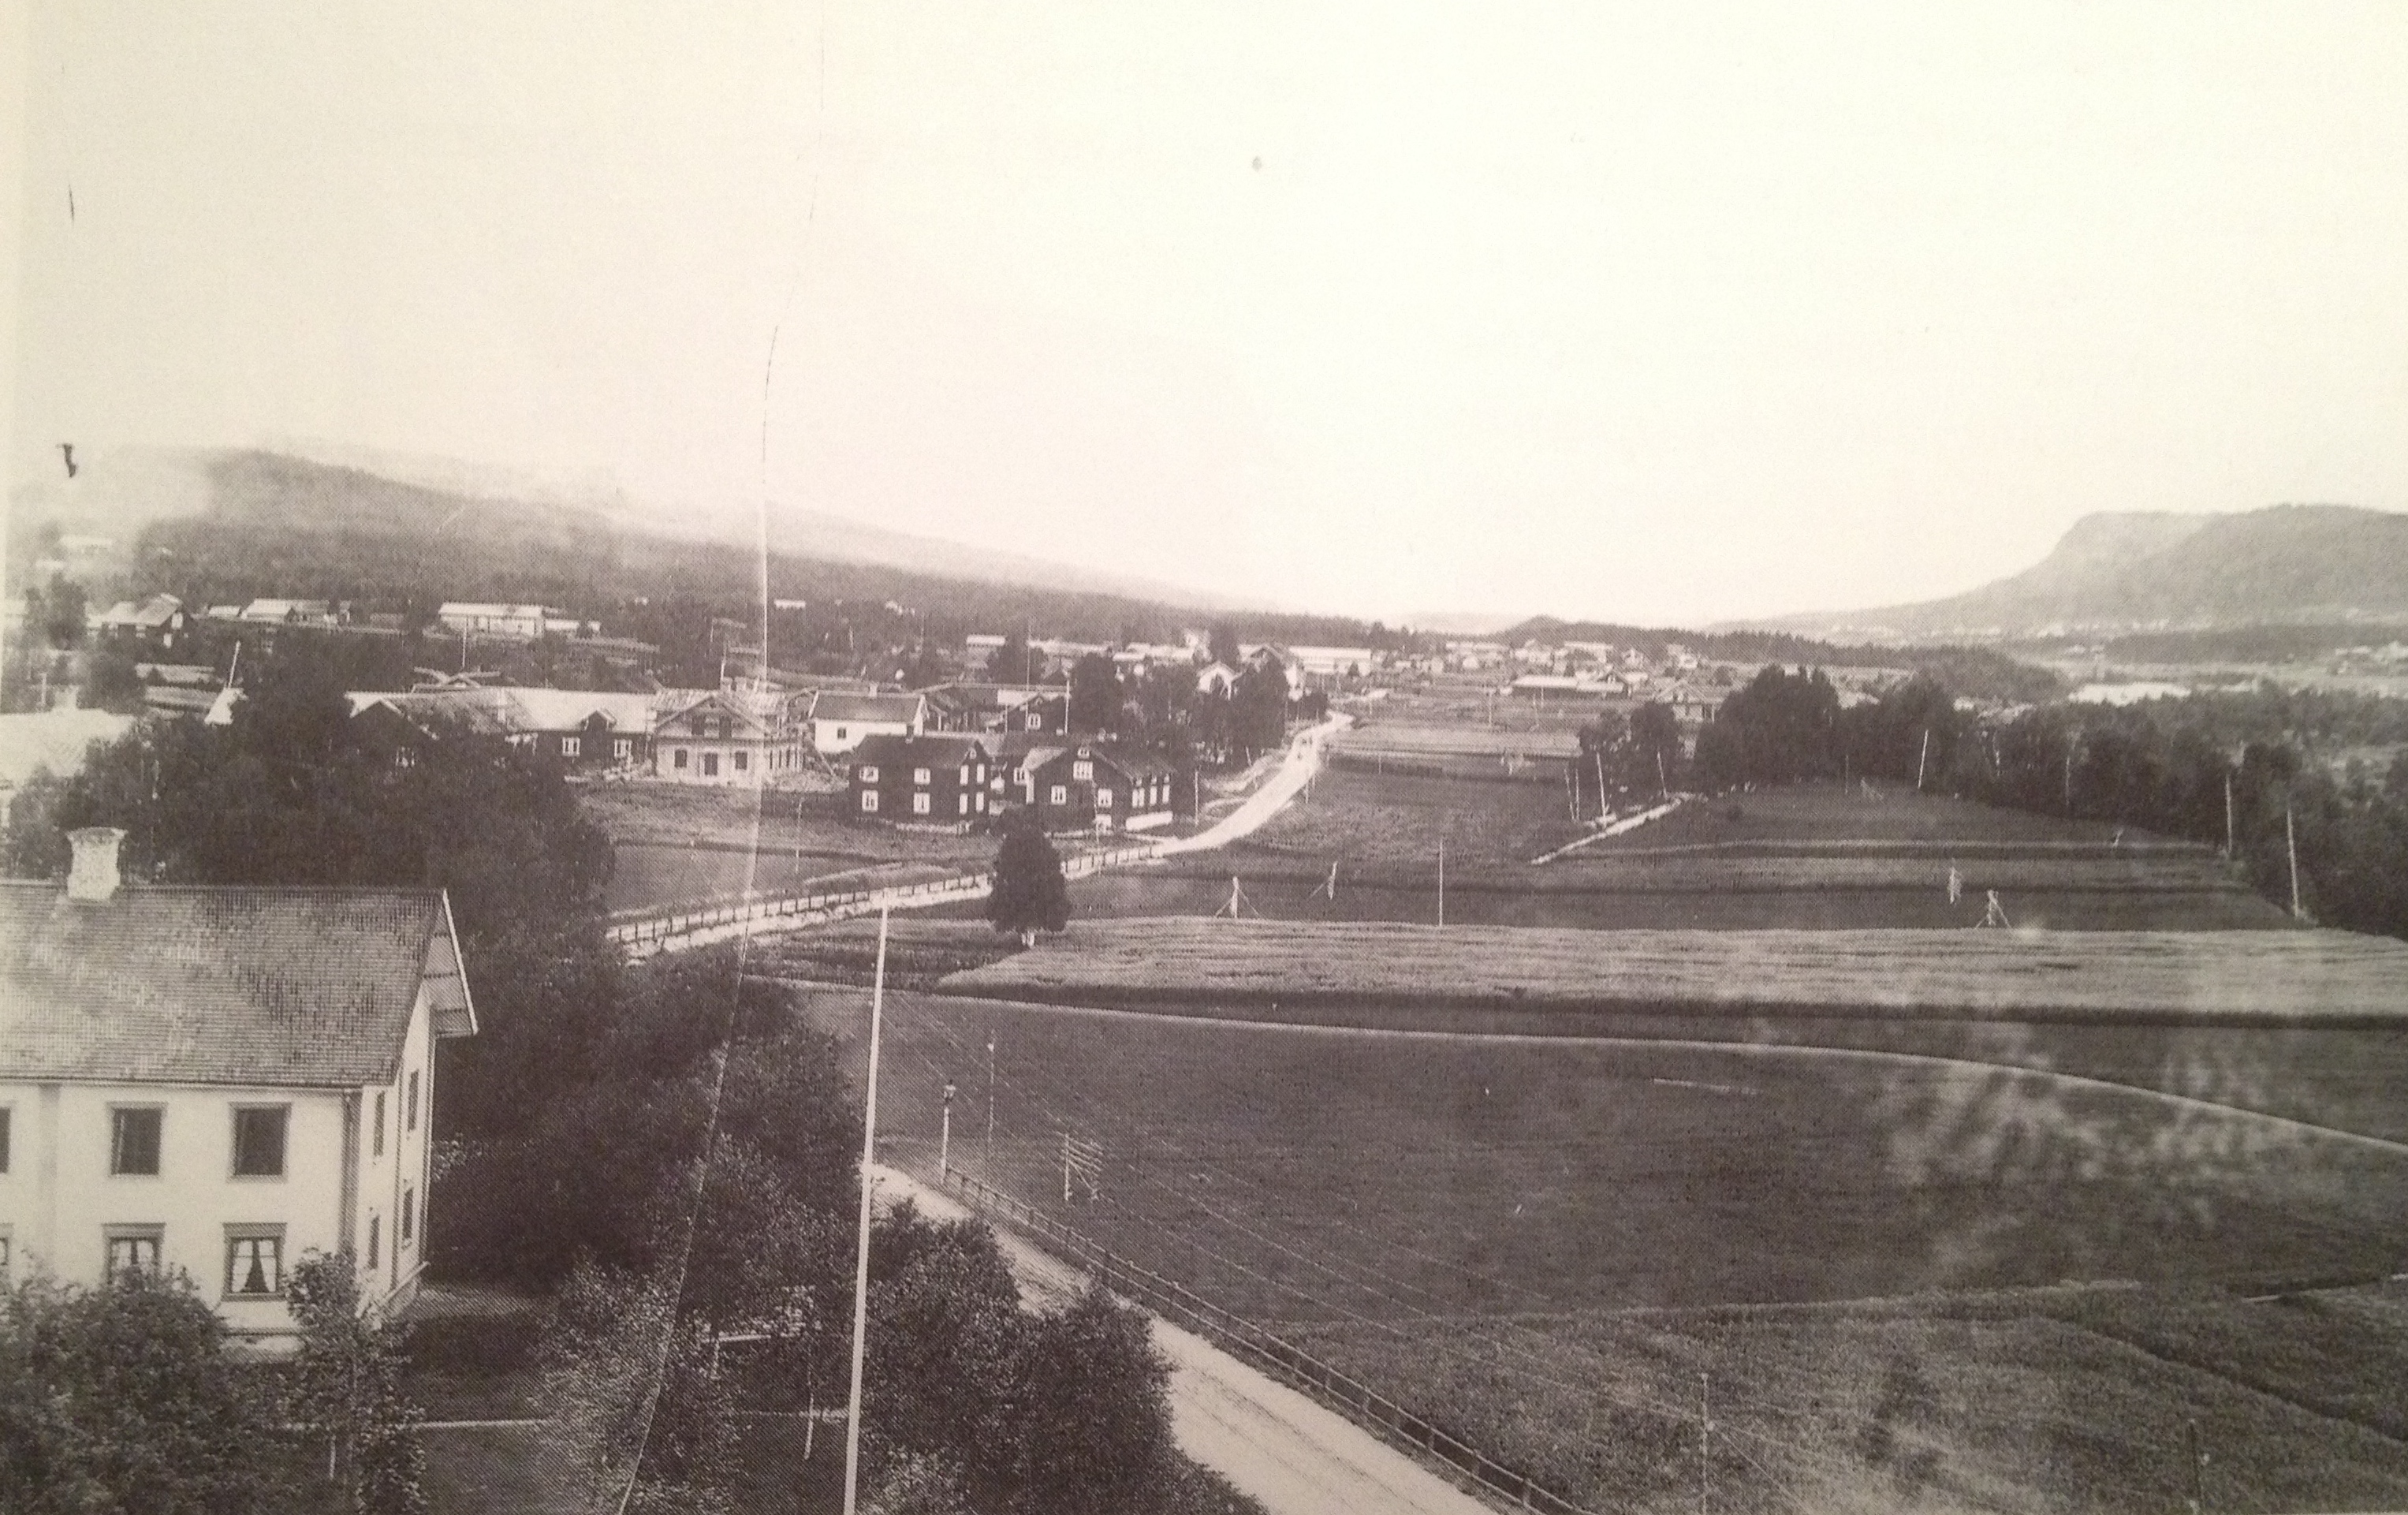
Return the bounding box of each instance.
[941,1168,1599,1515]
[607,842,1163,954]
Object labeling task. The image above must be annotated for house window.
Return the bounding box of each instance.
[1025,713,1042,730]
[958,764,970,783]
[958,793,969,815]
[861,791,880,812]
[835,726,848,742]
[859,765,879,783]
[401,1186,416,1244]
[1097,789,1114,808]
[1072,760,1093,781]
[373,1092,386,1157]
[407,1071,420,1133]
[0,1230,11,1279]
[561,736,580,757]
[110,1107,162,1176]
[914,767,931,785]
[106,1228,164,1282]
[733,750,748,772]
[367,1215,381,1270]
[673,748,689,770]
[225,1227,285,1297]
[1049,785,1068,806]
[702,752,720,777]
[231,1106,288,1177]
[0,1107,9,1173]
[614,737,632,759]
[912,793,931,815]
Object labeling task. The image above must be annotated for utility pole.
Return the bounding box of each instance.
[1594,751,1607,823]
[2223,771,2235,859]
[1697,1372,1711,1515]
[940,1081,954,1177]
[1657,748,1668,802]
[841,909,890,1515]
[1915,728,1930,792]
[1437,838,1445,927]
[986,1035,996,1151]
[2287,802,2303,920]
[2186,1415,2207,1514]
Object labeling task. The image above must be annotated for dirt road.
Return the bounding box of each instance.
[870,1163,1492,1515]
[1158,714,1352,857]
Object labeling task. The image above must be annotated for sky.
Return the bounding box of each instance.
[6,3,2407,626]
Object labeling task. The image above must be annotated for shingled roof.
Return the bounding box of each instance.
[0,882,471,1088]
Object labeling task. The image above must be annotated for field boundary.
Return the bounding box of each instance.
[937,1166,1600,1515]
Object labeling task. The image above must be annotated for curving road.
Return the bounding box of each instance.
[1157,713,1351,856]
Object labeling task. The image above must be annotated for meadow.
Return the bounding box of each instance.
[791,983,2408,1515]
[941,918,2408,1024]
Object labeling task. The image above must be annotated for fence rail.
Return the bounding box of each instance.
[941,1167,1597,1515]
[607,842,1163,954]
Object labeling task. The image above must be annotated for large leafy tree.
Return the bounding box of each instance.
[0,1274,304,1513]
[986,810,1071,947]
[1068,652,1124,735]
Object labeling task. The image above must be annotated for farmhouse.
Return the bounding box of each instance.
[0,830,475,1349]
[1009,742,1176,834]
[94,593,188,652]
[807,691,926,756]
[651,686,804,783]
[917,682,1053,735]
[849,733,993,823]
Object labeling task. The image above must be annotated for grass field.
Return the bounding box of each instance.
[606,843,975,914]
[793,984,2408,1514]
[1585,783,2150,852]
[941,918,2408,1024]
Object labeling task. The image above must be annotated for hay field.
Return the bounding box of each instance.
[941,918,2408,1024]
[808,985,2408,1515]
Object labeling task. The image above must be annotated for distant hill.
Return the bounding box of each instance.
[9,443,1244,614]
[1748,505,2408,642]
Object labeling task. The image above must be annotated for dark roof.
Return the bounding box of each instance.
[0,882,471,1088]
[850,733,991,768]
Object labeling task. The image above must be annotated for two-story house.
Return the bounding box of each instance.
[807,692,926,756]
[0,829,477,1352]
[651,686,805,783]
[848,734,993,824]
[1010,743,1176,834]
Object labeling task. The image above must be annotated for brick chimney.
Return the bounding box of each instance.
[66,827,125,902]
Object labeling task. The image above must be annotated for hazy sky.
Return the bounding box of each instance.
[8,4,2407,625]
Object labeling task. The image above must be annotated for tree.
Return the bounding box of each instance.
[987,632,1035,685]
[39,577,86,650]
[1207,625,1242,670]
[0,1273,302,1513]
[535,1262,738,1515]
[986,811,1071,947]
[1001,1286,1176,1515]
[1068,652,1124,735]
[285,1253,426,1515]
[1629,702,1682,794]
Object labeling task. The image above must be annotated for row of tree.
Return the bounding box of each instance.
[1695,664,2408,941]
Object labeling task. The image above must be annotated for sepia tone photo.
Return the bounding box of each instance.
[4,6,2407,1512]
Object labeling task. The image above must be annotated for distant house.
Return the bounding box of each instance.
[1009,742,1176,834]
[807,692,926,756]
[348,688,656,772]
[239,599,334,626]
[848,733,993,824]
[435,603,563,640]
[650,687,804,784]
[990,692,1069,737]
[95,594,188,652]
[917,682,1051,735]
[1508,674,1605,701]
[1659,683,1726,726]
[136,662,224,718]
[0,829,475,1349]
[1195,661,1240,697]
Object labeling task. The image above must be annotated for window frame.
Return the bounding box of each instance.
[109,1105,164,1177]
[372,1091,386,1157]
[406,1071,420,1133]
[1049,784,1068,806]
[858,764,879,783]
[367,1213,381,1270]
[104,1226,164,1282]
[702,752,720,777]
[229,1104,289,1180]
[1097,788,1114,809]
[861,790,879,812]
[223,1225,286,1299]
[401,1186,416,1244]
[613,737,632,759]
[913,767,931,785]
[673,748,689,770]
[0,1105,10,1174]
[1072,760,1093,781]
[560,735,580,757]
[911,792,931,815]
[732,748,748,771]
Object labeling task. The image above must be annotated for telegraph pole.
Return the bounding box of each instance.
[1437,838,1445,927]
[2186,1416,2207,1514]
[2223,771,2235,859]
[841,909,890,1515]
[1915,728,1930,792]
[1697,1372,1711,1515]
[2286,803,2303,920]
[939,1081,954,1177]
[986,1035,996,1151]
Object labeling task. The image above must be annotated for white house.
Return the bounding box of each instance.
[435,603,565,640]
[806,692,926,756]
[0,830,476,1351]
[650,686,806,784]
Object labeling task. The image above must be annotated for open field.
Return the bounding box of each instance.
[793,984,2408,1514]
[1243,766,1590,873]
[1582,782,2152,852]
[1330,722,1582,760]
[606,842,975,914]
[941,918,2408,1025]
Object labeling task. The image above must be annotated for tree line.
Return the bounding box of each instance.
[1691,664,2408,941]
